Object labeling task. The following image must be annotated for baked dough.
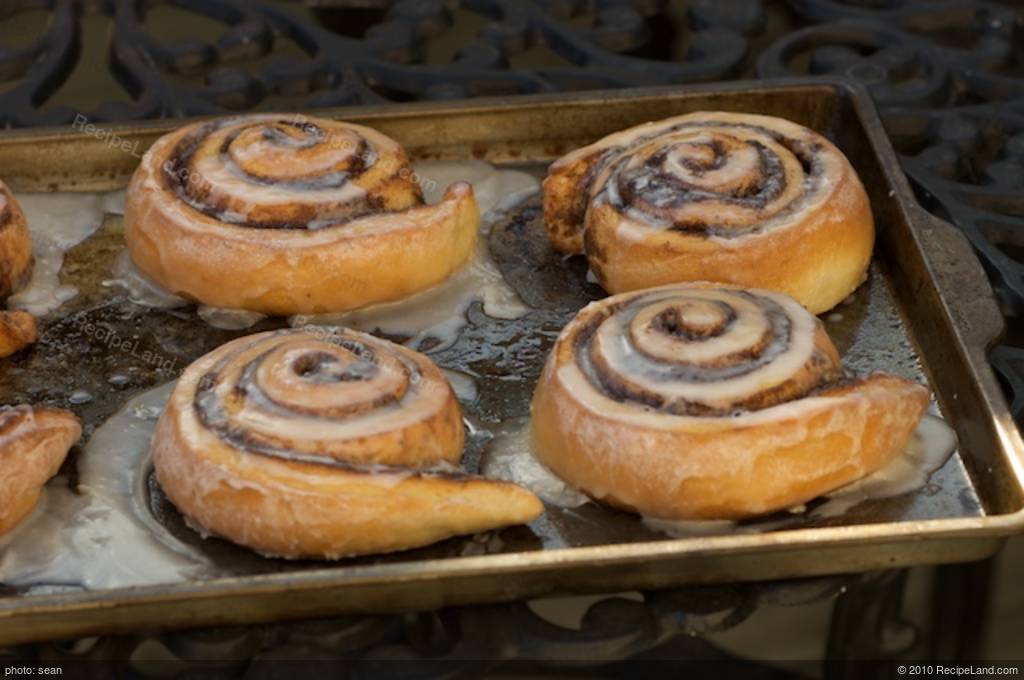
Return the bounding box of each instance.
[531,283,929,519]
[543,112,874,314]
[152,327,542,559]
[0,405,81,535]
[0,181,33,302]
[0,311,37,358]
[125,114,479,315]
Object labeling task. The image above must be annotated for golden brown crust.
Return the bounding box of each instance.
[152,328,542,559]
[530,283,930,520]
[0,311,38,358]
[542,150,605,252]
[124,114,480,315]
[0,406,81,535]
[0,182,33,302]
[542,112,874,314]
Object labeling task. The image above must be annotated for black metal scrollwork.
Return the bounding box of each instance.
[0,577,850,672]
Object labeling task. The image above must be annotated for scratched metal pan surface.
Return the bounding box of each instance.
[0,78,1021,645]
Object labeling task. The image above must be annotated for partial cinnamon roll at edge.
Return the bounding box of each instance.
[530,283,929,520]
[543,111,874,314]
[0,405,81,535]
[0,311,37,358]
[125,114,479,316]
[152,328,542,559]
[0,181,33,302]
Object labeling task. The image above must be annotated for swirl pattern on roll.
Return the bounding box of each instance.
[569,285,842,417]
[531,283,930,520]
[125,114,479,315]
[597,122,825,237]
[189,327,464,471]
[153,328,542,559]
[162,116,421,230]
[543,111,874,314]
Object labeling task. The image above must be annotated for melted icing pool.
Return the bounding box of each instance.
[9,192,121,316]
[0,160,982,592]
[0,382,211,590]
[481,417,590,508]
[196,306,267,331]
[482,414,959,538]
[292,161,538,350]
[104,250,188,309]
[101,160,539,348]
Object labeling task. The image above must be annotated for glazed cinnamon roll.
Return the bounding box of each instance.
[0,181,33,302]
[531,283,929,520]
[543,112,874,314]
[0,405,81,535]
[152,328,542,559]
[125,115,479,315]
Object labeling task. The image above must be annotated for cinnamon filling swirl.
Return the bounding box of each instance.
[161,117,417,230]
[571,287,843,416]
[179,328,464,474]
[531,282,929,519]
[125,114,480,315]
[543,111,874,314]
[595,122,823,238]
[151,328,542,558]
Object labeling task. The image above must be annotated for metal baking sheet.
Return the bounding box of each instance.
[0,78,1022,645]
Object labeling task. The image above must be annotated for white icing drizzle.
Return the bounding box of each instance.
[196,305,266,331]
[480,418,590,509]
[553,111,844,245]
[192,153,367,209]
[417,160,538,216]
[175,329,457,459]
[103,250,188,309]
[136,116,408,230]
[291,161,538,350]
[102,189,127,216]
[641,516,737,537]
[812,415,958,518]
[105,160,538,344]
[8,192,119,316]
[0,382,211,590]
[548,286,836,436]
[441,368,479,404]
[587,288,817,409]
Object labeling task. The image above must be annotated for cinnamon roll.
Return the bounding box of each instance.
[543,112,874,314]
[0,181,33,302]
[0,311,37,358]
[0,405,81,535]
[125,115,479,315]
[531,283,929,520]
[152,328,542,559]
